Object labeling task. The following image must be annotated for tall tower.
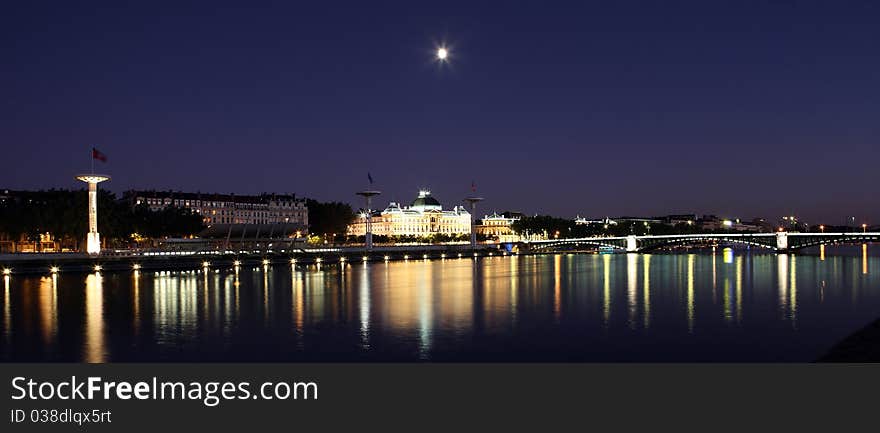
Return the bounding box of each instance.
[463,196,484,248]
[75,174,111,254]
[356,190,381,249]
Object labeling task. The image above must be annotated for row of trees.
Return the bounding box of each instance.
[3,190,518,249]
[0,189,205,248]
[0,191,360,249]
[511,215,736,239]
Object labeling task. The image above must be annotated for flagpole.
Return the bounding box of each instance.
[90,147,94,174]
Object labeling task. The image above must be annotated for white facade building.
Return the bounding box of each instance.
[126,190,307,227]
[347,190,471,237]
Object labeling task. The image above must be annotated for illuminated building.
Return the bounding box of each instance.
[574,216,619,226]
[700,216,763,232]
[475,212,521,242]
[124,190,307,226]
[347,190,471,237]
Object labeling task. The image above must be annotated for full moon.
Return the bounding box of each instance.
[436,47,448,60]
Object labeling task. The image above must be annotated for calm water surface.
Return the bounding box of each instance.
[2,246,879,362]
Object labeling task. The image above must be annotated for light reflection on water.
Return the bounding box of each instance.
[83,272,105,363]
[1,246,879,362]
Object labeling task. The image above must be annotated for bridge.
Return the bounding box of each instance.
[517,232,880,253]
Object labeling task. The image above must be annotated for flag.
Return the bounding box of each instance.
[92,147,107,162]
[368,172,374,184]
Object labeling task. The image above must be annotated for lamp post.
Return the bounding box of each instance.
[463,197,483,248]
[75,174,111,255]
[356,190,381,249]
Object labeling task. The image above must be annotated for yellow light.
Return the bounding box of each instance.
[404,255,409,260]
[423,254,428,259]
[316,257,322,263]
[262,259,270,266]
[234,260,242,266]
[289,259,296,264]
[362,256,368,261]
[132,264,141,270]
[202,261,210,268]
[50,266,60,273]
[441,253,446,258]
[2,268,11,275]
[93,265,102,272]
[437,47,448,60]
[383,255,390,261]
[339,256,346,262]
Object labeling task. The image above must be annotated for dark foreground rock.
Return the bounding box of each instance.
[818,318,880,362]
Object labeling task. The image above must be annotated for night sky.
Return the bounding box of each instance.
[2,1,878,224]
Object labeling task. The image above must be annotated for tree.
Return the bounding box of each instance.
[307,199,355,237]
[511,215,573,238]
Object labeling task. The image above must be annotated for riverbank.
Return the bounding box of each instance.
[0,244,504,275]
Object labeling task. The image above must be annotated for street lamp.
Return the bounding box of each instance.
[463,196,484,248]
[356,190,381,249]
[819,225,825,233]
[863,224,868,233]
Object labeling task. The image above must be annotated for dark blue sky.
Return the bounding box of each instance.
[2,1,878,224]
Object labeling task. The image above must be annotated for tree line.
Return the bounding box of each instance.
[511,215,742,239]
[0,191,362,249]
[0,189,204,248]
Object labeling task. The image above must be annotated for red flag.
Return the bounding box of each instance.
[92,147,107,162]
